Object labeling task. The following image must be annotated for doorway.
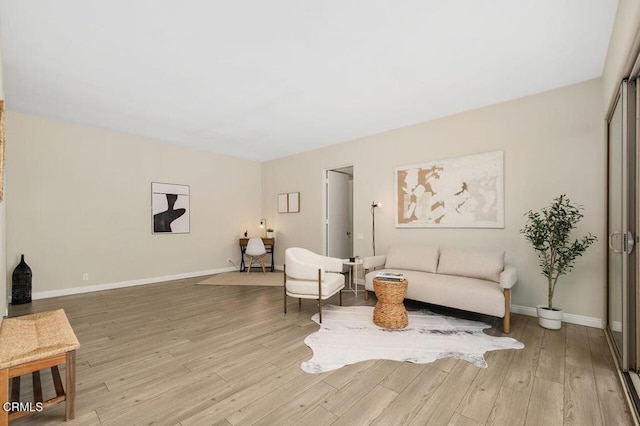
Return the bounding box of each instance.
[607,78,639,408]
[324,166,353,260]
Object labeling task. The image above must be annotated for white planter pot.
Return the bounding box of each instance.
[266,232,274,238]
[537,305,563,330]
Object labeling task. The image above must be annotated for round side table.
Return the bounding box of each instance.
[373,277,409,329]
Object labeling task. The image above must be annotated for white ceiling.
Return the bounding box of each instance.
[0,1,618,161]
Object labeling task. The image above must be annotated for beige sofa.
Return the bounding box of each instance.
[363,245,517,333]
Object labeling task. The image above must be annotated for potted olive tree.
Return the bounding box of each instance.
[521,194,597,329]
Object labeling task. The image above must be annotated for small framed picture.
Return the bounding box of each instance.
[278,193,288,213]
[151,182,190,233]
[288,192,300,213]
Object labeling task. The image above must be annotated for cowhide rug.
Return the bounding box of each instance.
[302,305,524,374]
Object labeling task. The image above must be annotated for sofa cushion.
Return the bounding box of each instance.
[413,273,505,317]
[385,245,439,273]
[364,269,504,317]
[437,247,504,283]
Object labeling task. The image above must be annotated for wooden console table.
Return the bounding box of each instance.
[239,237,275,272]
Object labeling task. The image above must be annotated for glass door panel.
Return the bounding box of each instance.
[609,92,624,356]
[607,80,637,372]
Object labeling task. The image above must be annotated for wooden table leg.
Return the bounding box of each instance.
[10,377,19,403]
[0,368,8,426]
[32,371,43,403]
[65,351,76,420]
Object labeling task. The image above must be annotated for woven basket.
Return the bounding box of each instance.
[373,278,408,329]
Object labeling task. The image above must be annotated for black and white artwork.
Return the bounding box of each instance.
[152,182,190,234]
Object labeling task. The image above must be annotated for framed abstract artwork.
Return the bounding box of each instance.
[151,182,190,234]
[395,151,504,228]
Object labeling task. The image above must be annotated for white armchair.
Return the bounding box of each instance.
[284,247,345,323]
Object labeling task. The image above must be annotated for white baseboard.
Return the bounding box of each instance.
[611,321,623,333]
[31,266,238,300]
[511,304,603,329]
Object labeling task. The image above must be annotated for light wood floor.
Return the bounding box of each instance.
[6,276,635,426]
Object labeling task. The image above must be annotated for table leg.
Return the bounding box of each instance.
[0,368,8,426]
[239,246,246,272]
[65,351,76,420]
[354,262,358,297]
[270,243,275,272]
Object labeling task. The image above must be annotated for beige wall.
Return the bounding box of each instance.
[262,79,605,321]
[5,112,262,295]
[602,0,640,111]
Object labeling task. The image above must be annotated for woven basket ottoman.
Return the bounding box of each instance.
[0,309,79,425]
[373,277,409,329]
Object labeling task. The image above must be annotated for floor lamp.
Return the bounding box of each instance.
[370,202,381,255]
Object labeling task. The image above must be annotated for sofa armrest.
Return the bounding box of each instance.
[363,255,386,270]
[500,265,517,289]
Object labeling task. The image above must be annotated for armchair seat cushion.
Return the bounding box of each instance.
[286,272,345,299]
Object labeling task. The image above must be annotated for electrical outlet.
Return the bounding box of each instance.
[82,273,89,281]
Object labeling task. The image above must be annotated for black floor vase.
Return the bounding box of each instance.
[12,254,32,305]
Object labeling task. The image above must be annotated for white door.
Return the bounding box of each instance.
[327,170,352,259]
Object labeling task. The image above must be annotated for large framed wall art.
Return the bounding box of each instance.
[151,182,190,234]
[395,150,504,228]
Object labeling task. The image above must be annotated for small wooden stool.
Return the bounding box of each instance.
[373,278,409,329]
[0,309,79,425]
